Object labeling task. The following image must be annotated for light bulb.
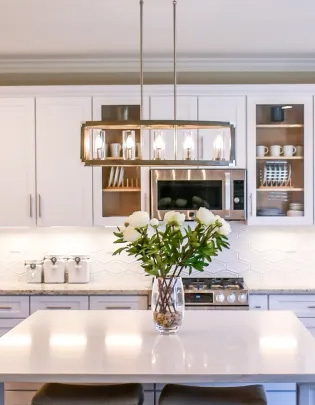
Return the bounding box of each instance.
[154,131,165,159]
[214,132,224,161]
[95,131,105,159]
[183,134,194,150]
[154,133,165,150]
[126,134,135,149]
[95,134,103,149]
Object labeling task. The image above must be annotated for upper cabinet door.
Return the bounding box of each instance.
[247,95,313,226]
[150,96,198,160]
[198,96,246,167]
[36,97,92,226]
[0,98,36,227]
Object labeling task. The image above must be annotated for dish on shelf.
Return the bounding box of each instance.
[112,167,120,187]
[118,167,124,187]
[287,210,304,217]
[257,208,285,217]
[108,167,115,187]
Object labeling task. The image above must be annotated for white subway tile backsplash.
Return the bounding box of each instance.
[0,223,314,288]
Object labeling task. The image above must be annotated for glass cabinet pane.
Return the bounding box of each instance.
[255,104,304,218]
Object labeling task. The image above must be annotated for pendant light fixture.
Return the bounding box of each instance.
[80,0,235,167]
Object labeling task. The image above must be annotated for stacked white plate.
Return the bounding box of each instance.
[287,202,304,217]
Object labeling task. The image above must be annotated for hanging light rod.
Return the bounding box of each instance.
[80,0,234,167]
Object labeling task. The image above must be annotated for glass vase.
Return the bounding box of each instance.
[151,276,185,335]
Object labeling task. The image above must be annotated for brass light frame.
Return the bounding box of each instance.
[80,1,235,167]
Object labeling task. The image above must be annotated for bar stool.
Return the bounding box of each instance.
[159,384,267,405]
[32,383,144,405]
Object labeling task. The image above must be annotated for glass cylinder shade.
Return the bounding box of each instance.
[92,129,106,160]
[123,130,136,160]
[151,277,185,334]
[153,130,166,160]
[183,130,195,160]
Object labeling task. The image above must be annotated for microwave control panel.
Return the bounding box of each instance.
[233,180,245,210]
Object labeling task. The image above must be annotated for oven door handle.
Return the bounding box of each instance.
[224,172,231,217]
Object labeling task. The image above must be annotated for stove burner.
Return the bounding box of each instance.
[183,277,245,291]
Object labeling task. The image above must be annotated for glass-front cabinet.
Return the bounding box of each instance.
[247,96,313,225]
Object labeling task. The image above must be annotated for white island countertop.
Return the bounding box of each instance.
[0,310,315,386]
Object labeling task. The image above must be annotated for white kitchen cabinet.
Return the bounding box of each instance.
[0,319,24,337]
[30,296,89,313]
[247,96,313,225]
[92,96,150,226]
[150,96,198,160]
[0,98,36,227]
[198,96,246,167]
[36,97,92,226]
[89,295,148,310]
[0,297,29,319]
[249,294,268,310]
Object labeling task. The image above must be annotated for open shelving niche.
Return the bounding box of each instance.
[256,104,304,218]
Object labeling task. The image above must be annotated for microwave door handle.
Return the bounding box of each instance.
[224,172,231,217]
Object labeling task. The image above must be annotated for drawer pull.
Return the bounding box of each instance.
[254,306,261,309]
[308,306,315,309]
[105,306,132,310]
[46,306,72,310]
[0,306,13,310]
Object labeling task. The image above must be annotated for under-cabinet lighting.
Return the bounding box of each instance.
[281,105,293,109]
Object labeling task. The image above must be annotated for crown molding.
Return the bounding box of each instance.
[1,56,315,74]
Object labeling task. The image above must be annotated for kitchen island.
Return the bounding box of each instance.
[0,310,314,404]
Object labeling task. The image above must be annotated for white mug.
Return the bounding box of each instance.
[256,145,269,157]
[270,145,283,157]
[283,145,297,157]
[110,143,122,158]
[296,145,304,157]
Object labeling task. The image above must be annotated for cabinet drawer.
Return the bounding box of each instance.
[0,297,29,319]
[5,390,36,405]
[30,296,89,313]
[0,319,24,337]
[269,295,315,316]
[89,295,148,310]
[249,295,268,310]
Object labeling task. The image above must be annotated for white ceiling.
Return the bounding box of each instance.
[1,0,315,57]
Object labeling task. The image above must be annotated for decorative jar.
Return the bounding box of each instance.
[151,277,184,335]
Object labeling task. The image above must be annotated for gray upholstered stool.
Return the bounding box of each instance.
[159,384,267,405]
[32,383,144,405]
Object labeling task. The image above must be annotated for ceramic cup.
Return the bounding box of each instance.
[256,145,269,157]
[296,145,304,156]
[283,145,297,157]
[110,143,122,158]
[270,145,283,157]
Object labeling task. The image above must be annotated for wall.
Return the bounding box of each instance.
[0,223,314,289]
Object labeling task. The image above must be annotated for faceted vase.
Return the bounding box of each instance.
[151,277,185,335]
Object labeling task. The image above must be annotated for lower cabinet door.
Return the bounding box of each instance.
[89,295,148,310]
[5,391,37,405]
[0,319,24,337]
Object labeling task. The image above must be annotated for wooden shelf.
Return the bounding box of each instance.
[257,187,304,191]
[103,187,141,192]
[256,124,304,128]
[256,156,303,160]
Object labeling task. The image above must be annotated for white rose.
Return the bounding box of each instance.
[123,226,141,242]
[127,211,150,228]
[196,207,215,226]
[214,216,231,236]
[150,218,159,228]
[164,211,185,226]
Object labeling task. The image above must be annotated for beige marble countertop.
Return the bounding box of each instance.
[0,282,151,296]
[0,281,315,296]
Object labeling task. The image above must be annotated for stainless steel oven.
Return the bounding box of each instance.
[151,169,246,221]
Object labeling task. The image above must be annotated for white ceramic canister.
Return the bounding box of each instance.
[67,255,90,284]
[25,260,43,283]
[43,255,66,284]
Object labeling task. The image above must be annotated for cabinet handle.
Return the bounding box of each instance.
[224,172,231,216]
[29,194,33,218]
[254,305,261,309]
[308,306,315,309]
[38,194,42,218]
[249,193,253,216]
[105,306,132,310]
[0,306,13,310]
[46,306,72,310]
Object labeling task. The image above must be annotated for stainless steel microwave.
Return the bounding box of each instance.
[151,169,246,221]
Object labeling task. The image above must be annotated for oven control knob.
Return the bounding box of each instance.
[227,293,236,304]
[234,197,240,204]
[215,293,225,303]
[238,293,247,303]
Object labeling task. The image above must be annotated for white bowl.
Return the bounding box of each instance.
[287,210,304,217]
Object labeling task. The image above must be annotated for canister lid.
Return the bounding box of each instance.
[25,260,44,265]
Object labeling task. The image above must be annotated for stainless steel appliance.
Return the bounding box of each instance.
[151,169,246,221]
[183,277,248,310]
